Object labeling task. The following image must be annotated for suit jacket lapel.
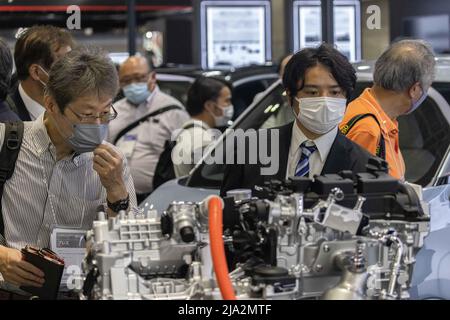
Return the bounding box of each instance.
[273,122,293,181]
[321,132,352,174]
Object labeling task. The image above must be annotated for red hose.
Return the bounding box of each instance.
[208,196,236,300]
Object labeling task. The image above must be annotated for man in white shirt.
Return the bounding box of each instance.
[108,56,189,202]
[5,25,74,121]
[172,76,233,178]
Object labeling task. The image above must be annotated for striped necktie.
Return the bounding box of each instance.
[295,141,318,177]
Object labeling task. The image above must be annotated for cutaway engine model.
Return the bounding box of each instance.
[80,160,429,300]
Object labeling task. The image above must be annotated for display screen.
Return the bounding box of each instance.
[200,1,271,69]
[293,0,360,61]
[299,6,322,49]
[334,5,356,61]
[403,14,450,54]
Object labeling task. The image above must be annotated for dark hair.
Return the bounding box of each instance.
[15,25,74,81]
[282,43,356,100]
[0,39,13,101]
[46,46,119,113]
[186,76,231,116]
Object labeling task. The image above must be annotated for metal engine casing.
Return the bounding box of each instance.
[81,174,430,300]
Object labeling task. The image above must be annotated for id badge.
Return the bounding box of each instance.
[117,134,137,158]
[50,228,87,292]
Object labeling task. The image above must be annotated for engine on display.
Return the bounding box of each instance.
[80,160,430,300]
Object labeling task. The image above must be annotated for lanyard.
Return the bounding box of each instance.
[38,153,87,230]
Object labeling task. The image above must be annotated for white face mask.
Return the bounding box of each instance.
[209,104,234,127]
[293,97,347,134]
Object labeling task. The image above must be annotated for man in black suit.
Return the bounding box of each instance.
[4,25,74,121]
[221,44,377,195]
[0,39,20,122]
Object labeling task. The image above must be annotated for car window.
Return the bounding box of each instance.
[187,83,287,188]
[158,81,191,106]
[232,78,279,120]
[400,97,450,186]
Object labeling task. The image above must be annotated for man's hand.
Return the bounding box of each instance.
[93,144,128,203]
[0,246,45,287]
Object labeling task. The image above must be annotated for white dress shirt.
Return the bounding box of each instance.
[0,113,137,250]
[108,86,189,194]
[286,123,338,179]
[173,119,214,178]
[18,83,45,120]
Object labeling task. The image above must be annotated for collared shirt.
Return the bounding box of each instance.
[0,113,137,250]
[18,83,45,120]
[286,122,338,179]
[339,88,405,179]
[108,86,189,194]
[173,119,214,178]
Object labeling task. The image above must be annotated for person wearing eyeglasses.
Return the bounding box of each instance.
[0,47,136,296]
[108,56,189,203]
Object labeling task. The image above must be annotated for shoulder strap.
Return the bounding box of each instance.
[0,122,24,239]
[341,113,386,160]
[5,95,18,115]
[182,123,197,130]
[113,105,182,145]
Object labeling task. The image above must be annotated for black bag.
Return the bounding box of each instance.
[153,123,196,190]
[0,122,24,241]
[340,113,386,160]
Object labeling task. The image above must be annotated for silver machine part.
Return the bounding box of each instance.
[80,186,429,300]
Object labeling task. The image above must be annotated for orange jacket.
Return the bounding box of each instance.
[339,88,405,179]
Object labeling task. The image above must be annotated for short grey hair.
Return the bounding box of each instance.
[0,38,13,101]
[46,46,119,112]
[374,39,436,92]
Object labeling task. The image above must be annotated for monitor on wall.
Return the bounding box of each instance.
[199,0,272,69]
[291,0,361,61]
[403,14,450,54]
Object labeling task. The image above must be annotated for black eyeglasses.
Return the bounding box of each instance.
[67,104,118,123]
